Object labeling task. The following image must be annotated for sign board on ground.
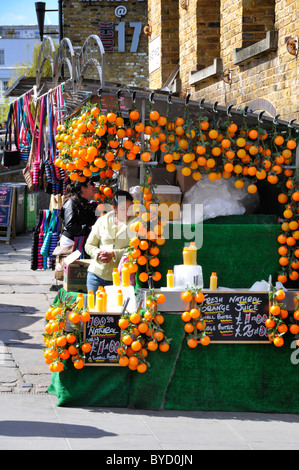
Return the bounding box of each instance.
[0,185,15,242]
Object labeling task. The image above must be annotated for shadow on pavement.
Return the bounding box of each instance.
[0,420,117,438]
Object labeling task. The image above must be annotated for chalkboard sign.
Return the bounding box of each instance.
[83,312,121,366]
[0,185,14,226]
[0,185,15,242]
[201,291,269,343]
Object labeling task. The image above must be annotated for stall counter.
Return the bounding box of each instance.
[48,309,299,412]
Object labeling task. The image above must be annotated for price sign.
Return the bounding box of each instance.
[83,312,121,366]
[201,291,270,343]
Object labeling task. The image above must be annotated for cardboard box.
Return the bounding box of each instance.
[176,165,197,194]
[155,185,182,221]
[63,250,91,293]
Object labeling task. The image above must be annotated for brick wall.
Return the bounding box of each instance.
[63,0,149,88]
[148,0,299,121]
[148,0,179,89]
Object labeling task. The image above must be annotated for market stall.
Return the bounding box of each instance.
[4,35,299,412]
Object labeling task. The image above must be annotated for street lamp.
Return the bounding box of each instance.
[35,1,63,42]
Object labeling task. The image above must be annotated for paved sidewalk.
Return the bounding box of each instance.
[1,233,299,451]
[0,233,58,394]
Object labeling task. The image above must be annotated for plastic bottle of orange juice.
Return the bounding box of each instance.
[210,272,218,290]
[188,242,197,265]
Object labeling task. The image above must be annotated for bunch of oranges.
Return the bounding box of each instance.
[163,116,298,192]
[43,300,91,372]
[276,179,299,284]
[127,169,166,285]
[180,288,210,348]
[54,101,298,286]
[117,291,170,372]
[266,288,289,347]
[290,297,299,346]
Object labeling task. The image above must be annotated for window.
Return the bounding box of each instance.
[0,50,4,65]
[242,0,275,48]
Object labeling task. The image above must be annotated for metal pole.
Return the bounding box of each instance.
[58,0,63,41]
[35,2,46,41]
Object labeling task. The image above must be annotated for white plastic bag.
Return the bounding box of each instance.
[182,175,259,223]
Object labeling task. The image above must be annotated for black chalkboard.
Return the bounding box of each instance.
[83,312,121,366]
[0,185,14,226]
[201,290,270,343]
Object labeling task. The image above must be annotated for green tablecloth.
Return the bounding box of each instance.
[48,317,299,412]
[48,221,295,411]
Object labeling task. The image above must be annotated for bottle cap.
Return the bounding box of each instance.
[212,272,217,276]
[190,242,196,246]
[167,269,173,274]
[113,268,118,272]
[88,290,93,295]
[123,263,129,268]
[117,290,122,293]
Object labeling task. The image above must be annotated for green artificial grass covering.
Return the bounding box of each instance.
[136,223,281,289]
[203,214,278,224]
[48,314,299,412]
[48,221,292,412]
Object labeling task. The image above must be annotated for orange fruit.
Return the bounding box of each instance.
[277,274,287,284]
[137,362,147,373]
[265,318,275,329]
[81,342,92,353]
[130,312,141,324]
[270,305,281,316]
[68,345,78,355]
[181,291,193,302]
[187,338,198,348]
[200,335,210,346]
[277,324,288,334]
[184,323,195,333]
[290,324,299,335]
[119,356,129,367]
[190,308,200,319]
[131,340,142,352]
[150,110,160,121]
[152,271,162,281]
[273,336,284,347]
[130,110,140,121]
[118,318,129,329]
[248,129,258,139]
[147,340,158,351]
[156,293,166,304]
[139,272,149,283]
[274,135,284,146]
[181,311,191,322]
[159,342,170,352]
[66,333,76,344]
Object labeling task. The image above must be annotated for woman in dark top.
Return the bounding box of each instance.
[60,178,97,249]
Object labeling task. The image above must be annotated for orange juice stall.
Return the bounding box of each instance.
[44,88,299,411]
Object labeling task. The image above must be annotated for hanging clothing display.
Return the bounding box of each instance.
[2,84,68,196]
[31,209,60,271]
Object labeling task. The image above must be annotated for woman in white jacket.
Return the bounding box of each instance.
[85,190,134,294]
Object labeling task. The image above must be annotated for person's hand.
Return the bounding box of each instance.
[97,250,113,263]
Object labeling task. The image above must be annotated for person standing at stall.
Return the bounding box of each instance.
[60,178,98,249]
[53,178,97,280]
[85,189,134,293]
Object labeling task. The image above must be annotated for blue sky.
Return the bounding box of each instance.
[1,0,59,25]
